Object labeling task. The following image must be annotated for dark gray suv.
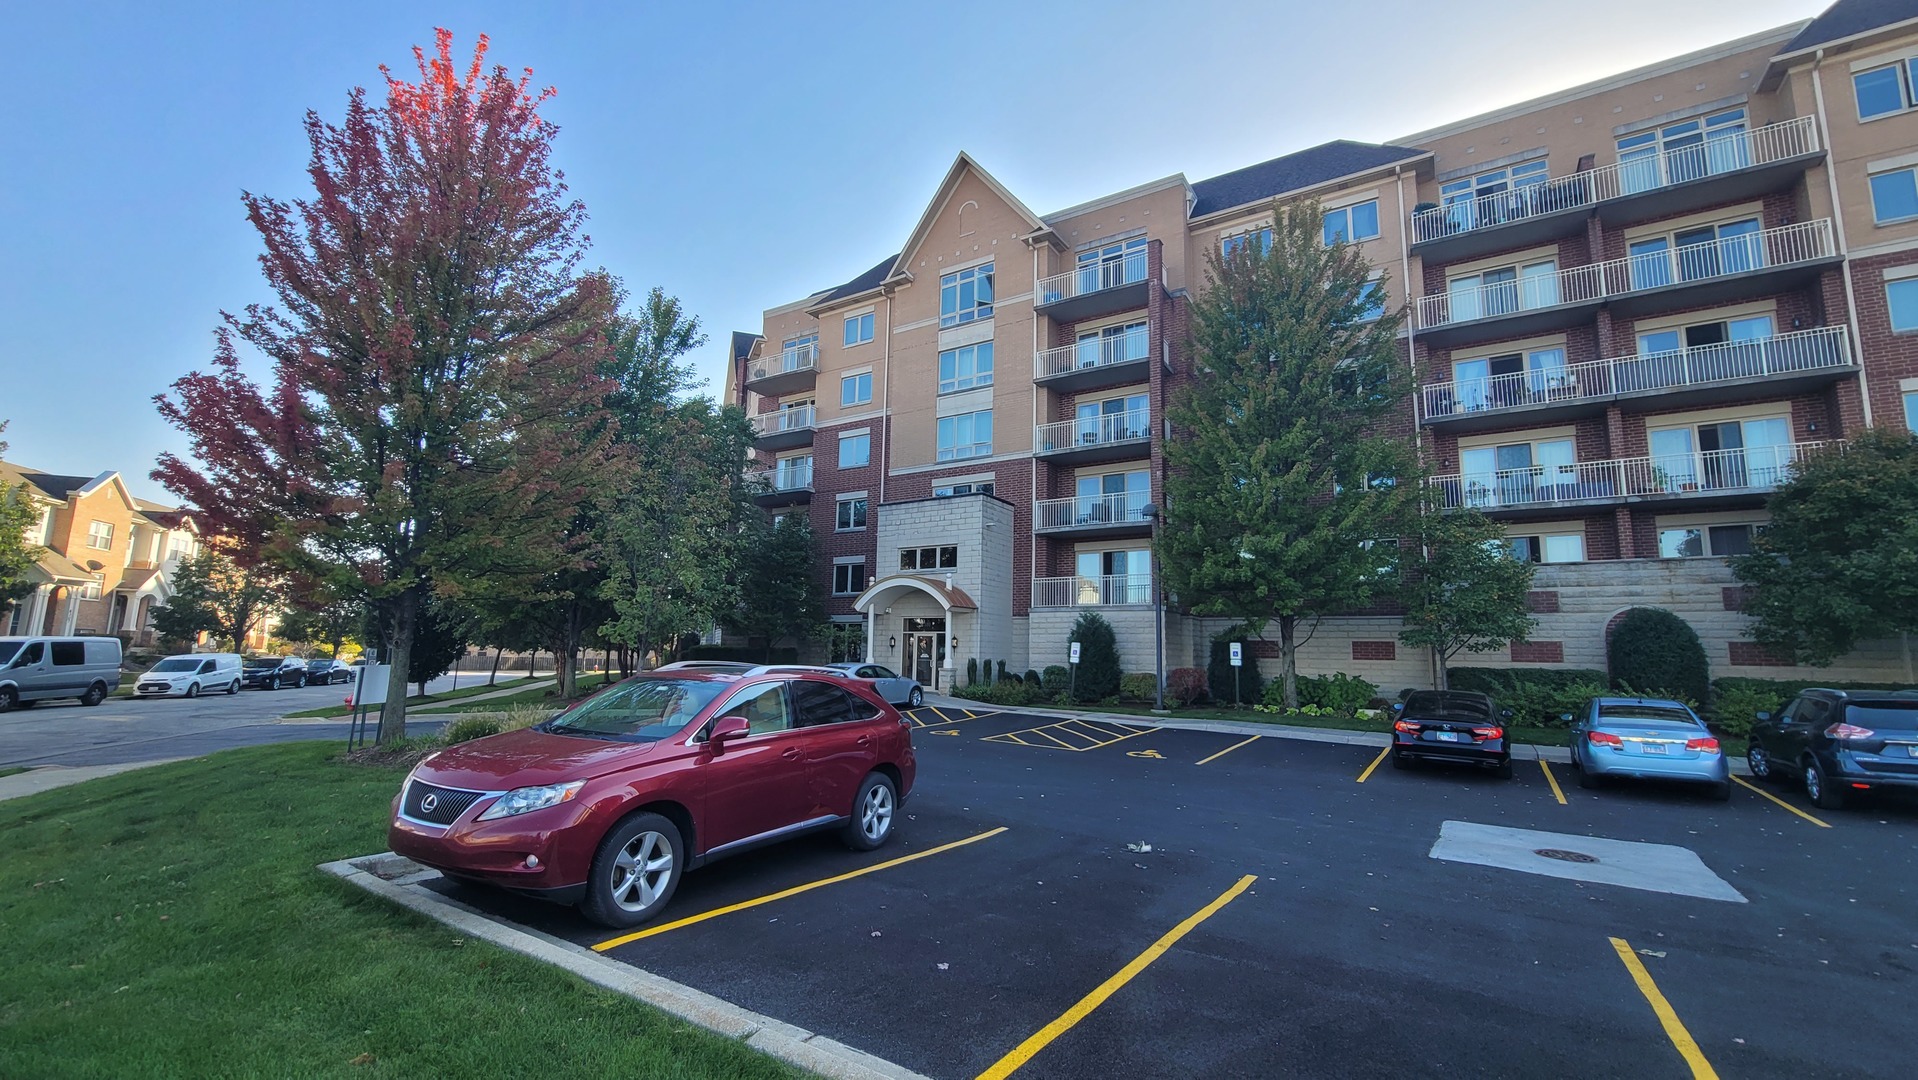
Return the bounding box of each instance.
[1746,688,1918,810]
[241,656,307,690]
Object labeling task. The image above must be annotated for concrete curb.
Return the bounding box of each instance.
[320,854,931,1080]
[0,758,190,802]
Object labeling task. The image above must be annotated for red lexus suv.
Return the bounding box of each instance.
[388,669,916,927]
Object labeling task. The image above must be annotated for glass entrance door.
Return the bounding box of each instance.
[902,616,947,687]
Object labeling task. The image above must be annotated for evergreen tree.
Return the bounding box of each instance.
[0,422,43,608]
[1068,610,1121,702]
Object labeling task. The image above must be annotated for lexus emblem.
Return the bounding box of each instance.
[420,793,439,813]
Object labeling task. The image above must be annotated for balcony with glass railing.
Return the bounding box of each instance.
[1409,116,1823,261]
[1035,247,1152,323]
[748,460,814,507]
[1429,440,1836,513]
[1034,324,1152,392]
[1419,326,1853,429]
[1031,574,1155,609]
[750,405,817,451]
[1033,492,1153,538]
[745,341,820,396]
[1415,219,1838,346]
[1035,407,1152,466]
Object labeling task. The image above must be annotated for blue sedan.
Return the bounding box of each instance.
[1565,697,1730,800]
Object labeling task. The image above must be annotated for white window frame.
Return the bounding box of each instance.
[82,573,103,600]
[834,496,868,532]
[1904,389,1918,432]
[899,545,959,571]
[938,342,994,394]
[1888,278,1918,333]
[842,311,875,347]
[1657,520,1764,559]
[1322,199,1381,245]
[1220,224,1272,257]
[1504,529,1586,564]
[837,432,871,470]
[939,262,994,328]
[86,520,113,551]
[840,371,873,407]
[1854,59,1918,121]
[1869,165,1918,225]
[935,409,993,462]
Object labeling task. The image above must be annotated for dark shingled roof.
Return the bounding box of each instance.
[1783,0,1918,53]
[730,330,759,361]
[1189,140,1427,218]
[815,254,897,304]
[8,467,93,501]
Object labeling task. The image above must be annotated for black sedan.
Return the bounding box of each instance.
[305,659,354,686]
[1391,690,1515,778]
[241,656,307,690]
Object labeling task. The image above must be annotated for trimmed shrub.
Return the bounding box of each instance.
[1120,672,1158,703]
[1207,637,1265,705]
[1447,667,1609,696]
[1042,665,1071,695]
[1068,611,1122,703]
[966,657,979,685]
[1024,669,1041,688]
[1295,673,1377,713]
[1168,667,1208,707]
[1608,608,1709,706]
[442,716,502,745]
[953,679,1044,707]
[998,660,1010,684]
[1443,667,1612,728]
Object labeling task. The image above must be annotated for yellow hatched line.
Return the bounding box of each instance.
[1195,734,1262,766]
[592,827,1009,951]
[1030,727,1083,750]
[1730,775,1831,827]
[1094,726,1153,750]
[1608,937,1719,1079]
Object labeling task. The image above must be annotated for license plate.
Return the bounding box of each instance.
[1643,743,1667,755]
[1435,731,1461,742]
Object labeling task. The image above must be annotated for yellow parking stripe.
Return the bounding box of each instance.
[982,719,1151,752]
[1195,734,1261,766]
[976,874,1258,1080]
[592,827,1008,951]
[1540,759,1568,805]
[1609,937,1719,1079]
[1355,745,1392,783]
[1730,775,1831,828]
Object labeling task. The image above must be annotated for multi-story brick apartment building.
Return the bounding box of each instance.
[726,0,1918,692]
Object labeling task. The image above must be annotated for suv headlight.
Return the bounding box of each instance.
[476,781,586,821]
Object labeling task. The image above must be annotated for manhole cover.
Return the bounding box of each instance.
[1534,848,1599,864]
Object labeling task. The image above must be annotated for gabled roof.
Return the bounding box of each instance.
[1781,0,1918,54]
[32,549,94,585]
[0,459,90,503]
[730,330,760,362]
[1189,140,1428,219]
[884,152,1050,285]
[815,254,898,306]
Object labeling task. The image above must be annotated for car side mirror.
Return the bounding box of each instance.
[1500,709,1514,719]
[708,715,751,751]
[1558,713,1573,723]
[1754,711,1770,722]
[1391,702,1403,712]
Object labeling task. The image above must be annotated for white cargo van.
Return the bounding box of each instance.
[0,636,124,711]
[133,653,244,699]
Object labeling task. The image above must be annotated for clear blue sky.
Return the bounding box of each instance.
[1,0,1820,502]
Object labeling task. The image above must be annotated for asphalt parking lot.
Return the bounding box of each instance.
[425,707,1918,1079]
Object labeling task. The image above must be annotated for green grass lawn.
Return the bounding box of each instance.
[0,766,28,780]
[282,675,542,719]
[1031,701,1572,747]
[0,743,802,1079]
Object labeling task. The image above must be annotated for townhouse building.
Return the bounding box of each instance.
[727,0,1918,692]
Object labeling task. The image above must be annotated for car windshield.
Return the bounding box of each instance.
[1846,702,1918,730]
[544,677,728,742]
[244,658,279,669]
[1403,692,1493,719]
[0,642,21,665]
[151,658,201,673]
[1596,704,1698,726]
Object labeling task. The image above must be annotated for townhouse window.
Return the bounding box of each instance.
[938,342,993,394]
[86,520,113,550]
[1437,160,1549,232]
[1854,60,1918,120]
[1886,278,1918,332]
[1904,390,1918,432]
[1648,416,1793,492]
[1869,167,1918,224]
[1616,108,1748,193]
[838,433,871,469]
[1505,533,1585,564]
[1450,347,1569,412]
[835,497,868,531]
[1627,217,1762,290]
[899,546,958,571]
[82,573,103,600]
[840,371,873,407]
[1220,226,1271,257]
[1075,236,1148,293]
[1322,200,1380,245]
[939,262,994,327]
[780,332,819,370]
[1446,259,1558,320]
[935,410,992,461]
[934,481,993,497]
[843,311,875,347]
[832,560,867,596]
[1658,523,1761,558]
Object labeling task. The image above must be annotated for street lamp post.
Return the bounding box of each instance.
[1142,502,1166,713]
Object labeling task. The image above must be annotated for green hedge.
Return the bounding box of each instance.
[1608,608,1710,705]
[1444,667,1611,729]
[682,645,797,664]
[1207,638,1264,705]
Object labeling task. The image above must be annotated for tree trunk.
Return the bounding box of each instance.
[375,588,421,744]
[1434,648,1451,691]
[1279,614,1299,710]
[488,646,502,685]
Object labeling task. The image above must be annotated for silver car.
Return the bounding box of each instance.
[827,662,924,708]
[1565,696,1730,800]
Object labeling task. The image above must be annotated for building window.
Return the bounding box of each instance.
[1906,390,1918,432]
[1447,259,1558,319]
[832,561,867,596]
[1871,168,1918,224]
[1628,217,1762,290]
[843,312,875,347]
[939,262,994,328]
[780,332,819,369]
[1616,108,1749,193]
[1887,278,1918,332]
[1855,60,1918,120]
[938,342,994,394]
[1221,226,1272,257]
[1636,314,1775,360]
[1506,533,1585,564]
[835,497,868,531]
[900,546,958,571]
[1074,237,1147,292]
[838,433,871,469]
[934,481,994,497]
[1659,523,1760,558]
[840,371,873,407]
[86,520,113,550]
[1358,273,1386,321]
[82,573,103,600]
[1322,200,1380,245]
[1450,347,1571,411]
[1458,438,1575,508]
[774,454,812,490]
[1437,160,1549,231]
[935,410,992,461]
[1648,416,1794,492]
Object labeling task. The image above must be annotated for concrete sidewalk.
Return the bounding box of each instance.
[0,759,186,803]
[408,678,558,714]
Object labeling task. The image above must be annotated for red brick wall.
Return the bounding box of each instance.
[1847,250,1918,431]
[1510,640,1565,663]
[1728,640,1792,667]
[1352,640,1396,661]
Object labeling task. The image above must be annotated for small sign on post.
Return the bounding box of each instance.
[1230,642,1244,707]
[348,663,392,750]
[1068,641,1080,702]
[1228,642,1243,667]
[1069,641,1082,665]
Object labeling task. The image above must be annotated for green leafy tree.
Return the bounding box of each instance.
[275,585,362,658]
[1732,428,1918,664]
[724,514,824,660]
[404,600,472,697]
[1159,198,1419,708]
[0,421,44,608]
[1068,610,1121,702]
[1398,509,1537,689]
[151,549,283,651]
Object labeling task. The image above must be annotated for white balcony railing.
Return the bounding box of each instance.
[1416,219,1835,331]
[751,405,816,437]
[749,461,814,493]
[1430,440,1836,511]
[1409,116,1822,244]
[1420,326,1852,420]
[1035,325,1151,380]
[1034,492,1152,530]
[747,341,820,383]
[1037,248,1150,307]
[1032,574,1155,608]
[1036,408,1152,455]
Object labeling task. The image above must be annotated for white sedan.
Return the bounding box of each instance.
[826,663,925,708]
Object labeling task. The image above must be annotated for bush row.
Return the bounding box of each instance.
[1708,676,1913,737]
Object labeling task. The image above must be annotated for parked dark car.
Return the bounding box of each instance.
[306,659,353,686]
[389,669,916,928]
[1391,690,1514,777]
[241,656,307,690]
[1747,688,1918,810]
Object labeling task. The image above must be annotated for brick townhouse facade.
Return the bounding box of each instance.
[726,0,1918,692]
